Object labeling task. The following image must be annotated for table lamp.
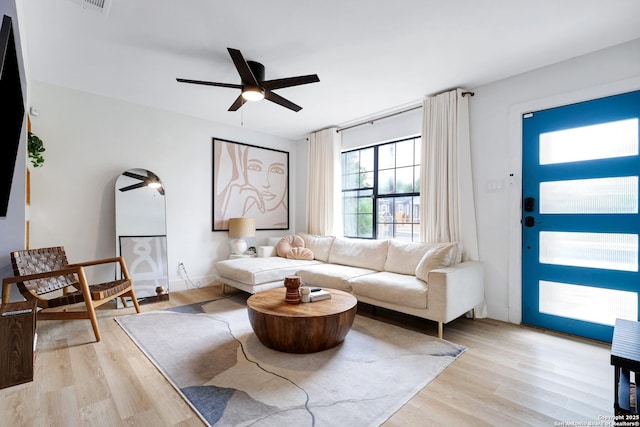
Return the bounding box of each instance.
[228,217,255,254]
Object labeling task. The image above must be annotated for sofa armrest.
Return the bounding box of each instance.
[426,260,484,323]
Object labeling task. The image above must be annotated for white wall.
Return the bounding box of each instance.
[0,0,28,297]
[471,37,640,323]
[28,81,297,291]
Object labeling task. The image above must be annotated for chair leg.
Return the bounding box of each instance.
[76,268,102,342]
[438,322,443,339]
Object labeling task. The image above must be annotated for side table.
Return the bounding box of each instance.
[611,318,640,415]
[0,300,37,389]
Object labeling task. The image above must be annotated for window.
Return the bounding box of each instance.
[342,136,421,241]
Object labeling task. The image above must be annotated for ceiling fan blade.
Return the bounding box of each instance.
[228,95,245,111]
[264,90,302,112]
[122,171,148,181]
[176,78,242,89]
[227,48,259,86]
[262,74,320,90]
[119,182,147,192]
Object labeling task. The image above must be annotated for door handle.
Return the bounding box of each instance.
[524,216,535,227]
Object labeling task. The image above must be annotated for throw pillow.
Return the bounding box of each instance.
[286,247,314,260]
[414,243,459,282]
[276,235,305,257]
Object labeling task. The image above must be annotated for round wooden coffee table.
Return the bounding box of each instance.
[247,287,357,353]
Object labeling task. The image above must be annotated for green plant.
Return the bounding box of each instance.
[28,132,45,168]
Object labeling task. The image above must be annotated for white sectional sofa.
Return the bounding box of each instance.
[214,233,485,338]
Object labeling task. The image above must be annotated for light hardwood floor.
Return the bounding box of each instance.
[0,286,614,426]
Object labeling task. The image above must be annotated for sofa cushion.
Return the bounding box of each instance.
[287,247,314,260]
[328,238,389,271]
[298,233,335,262]
[384,240,437,275]
[276,235,305,257]
[350,272,428,309]
[414,243,461,283]
[215,257,322,286]
[296,264,377,292]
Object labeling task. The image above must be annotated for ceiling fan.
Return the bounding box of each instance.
[118,171,164,195]
[177,48,320,112]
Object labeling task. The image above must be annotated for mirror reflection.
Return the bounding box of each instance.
[115,168,168,304]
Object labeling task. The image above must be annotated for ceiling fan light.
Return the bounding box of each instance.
[148,181,162,189]
[242,87,265,102]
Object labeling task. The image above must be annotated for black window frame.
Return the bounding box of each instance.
[341,135,421,241]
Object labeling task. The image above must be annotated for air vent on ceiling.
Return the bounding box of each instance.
[68,0,111,15]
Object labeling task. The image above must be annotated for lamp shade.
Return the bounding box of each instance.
[228,217,256,238]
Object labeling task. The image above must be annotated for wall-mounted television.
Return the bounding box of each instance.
[0,14,25,218]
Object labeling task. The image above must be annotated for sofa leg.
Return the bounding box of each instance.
[472,308,476,320]
[438,322,443,339]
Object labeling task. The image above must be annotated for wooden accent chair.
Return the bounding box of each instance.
[1,247,141,342]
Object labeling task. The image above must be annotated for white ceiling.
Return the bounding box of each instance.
[20,0,640,140]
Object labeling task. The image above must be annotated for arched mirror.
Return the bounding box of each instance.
[115,168,168,304]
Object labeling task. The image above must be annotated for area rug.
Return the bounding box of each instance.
[116,295,464,426]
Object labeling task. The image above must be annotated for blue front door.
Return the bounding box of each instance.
[522,90,640,342]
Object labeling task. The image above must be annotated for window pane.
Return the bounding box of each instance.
[378,169,395,194]
[396,166,414,193]
[343,151,359,174]
[379,144,395,169]
[539,231,638,272]
[343,173,359,190]
[344,214,357,236]
[539,280,637,326]
[377,198,393,223]
[396,139,414,167]
[343,194,358,214]
[540,176,638,214]
[360,171,374,188]
[360,147,374,171]
[414,138,422,162]
[357,214,373,238]
[414,166,420,192]
[539,118,639,165]
[358,196,372,213]
[412,196,421,223]
[377,223,393,239]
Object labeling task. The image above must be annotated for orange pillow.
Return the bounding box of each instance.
[286,247,314,260]
[276,235,305,257]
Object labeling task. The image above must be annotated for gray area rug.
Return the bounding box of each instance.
[116,295,465,426]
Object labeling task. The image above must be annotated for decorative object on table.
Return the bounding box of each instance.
[309,288,332,302]
[228,217,255,255]
[212,138,289,231]
[116,296,465,426]
[300,286,311,303]
[283,275,301,304]
[27,131,45,168]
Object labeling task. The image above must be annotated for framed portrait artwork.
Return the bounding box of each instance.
[213,138,289,231]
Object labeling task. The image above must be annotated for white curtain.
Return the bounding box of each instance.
[306,127,342,236]
[420,88,479,261]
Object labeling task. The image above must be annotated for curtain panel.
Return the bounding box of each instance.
[420,88,479,261]
[306,128,342,236]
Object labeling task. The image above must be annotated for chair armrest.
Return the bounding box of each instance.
[68,256,125,268]
[2,266,84,303]
[68,256,131,280]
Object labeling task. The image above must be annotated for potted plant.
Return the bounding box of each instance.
[28,132,45,168]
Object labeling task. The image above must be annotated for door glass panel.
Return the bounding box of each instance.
[540,231,638,272]
[539,118,639,165]
[540,176,638,214]
[539,280,637,326]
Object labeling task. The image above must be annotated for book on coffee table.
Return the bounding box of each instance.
[309,289,332,302]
